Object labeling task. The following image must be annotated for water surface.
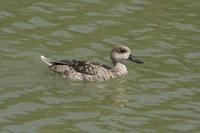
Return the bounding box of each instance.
[0,0,200,133]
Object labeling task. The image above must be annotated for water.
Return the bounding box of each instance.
[0,0,200,132]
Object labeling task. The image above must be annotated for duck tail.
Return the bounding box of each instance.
[40,55,53,66]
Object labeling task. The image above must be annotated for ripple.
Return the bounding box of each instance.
[41,96,90,105]
[30,34,45,39]
[34,2,55,7]
[0,47,18,54]
[119,117,150,126]
[53,6,77,12]
[69,24,96,34]
[0,102,49,123]
[57,15,76,20]
[75,122,121,133]
[0,11,14,19]
[164,58,181,65]
[156,40,177,49]
[131,93,167,106]
[62,112,100,120]
[103,36,129,45]
[46,40,62,46]
[2,117,62,133]
[29,16,57,28]
[169,122,198,132]
[81,0,104,4]
[64,47,96,58]
[0,27,15,34]
[27,5,53,14]
[40,2,81,12]
[108,3,143,16]
[86,12,111,17]
[168,22,200,32]
[130,28,154,33]
[149,109,200,120]
[94,19,122,26]
[0,87,46,104]
[172,102,200,112]
[0,39,20,46]
[190,34,200,42]
[13,22,35,30]
[185,52,200,60]
[50,30,72,38]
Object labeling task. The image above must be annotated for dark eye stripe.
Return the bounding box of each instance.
[119,48,127,53]
[116,48,127,53]
[112,47,128,54]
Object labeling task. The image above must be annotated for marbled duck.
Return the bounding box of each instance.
[41,45,143,81]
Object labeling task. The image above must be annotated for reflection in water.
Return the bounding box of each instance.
[0,0,200,132]
[114,86,128,108]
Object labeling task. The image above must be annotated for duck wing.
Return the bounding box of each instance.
[51,60,111,75]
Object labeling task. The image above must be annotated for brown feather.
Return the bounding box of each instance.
[51,60,111,75]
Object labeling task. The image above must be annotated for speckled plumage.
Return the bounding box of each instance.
[41,45,143,81]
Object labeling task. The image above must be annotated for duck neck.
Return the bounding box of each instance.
[112,62,128,76]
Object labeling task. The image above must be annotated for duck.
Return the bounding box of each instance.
[41,45,143,81]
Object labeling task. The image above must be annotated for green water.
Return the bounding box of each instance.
[0,0,200,132]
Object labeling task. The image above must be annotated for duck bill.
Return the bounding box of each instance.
[128,55,144,64]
